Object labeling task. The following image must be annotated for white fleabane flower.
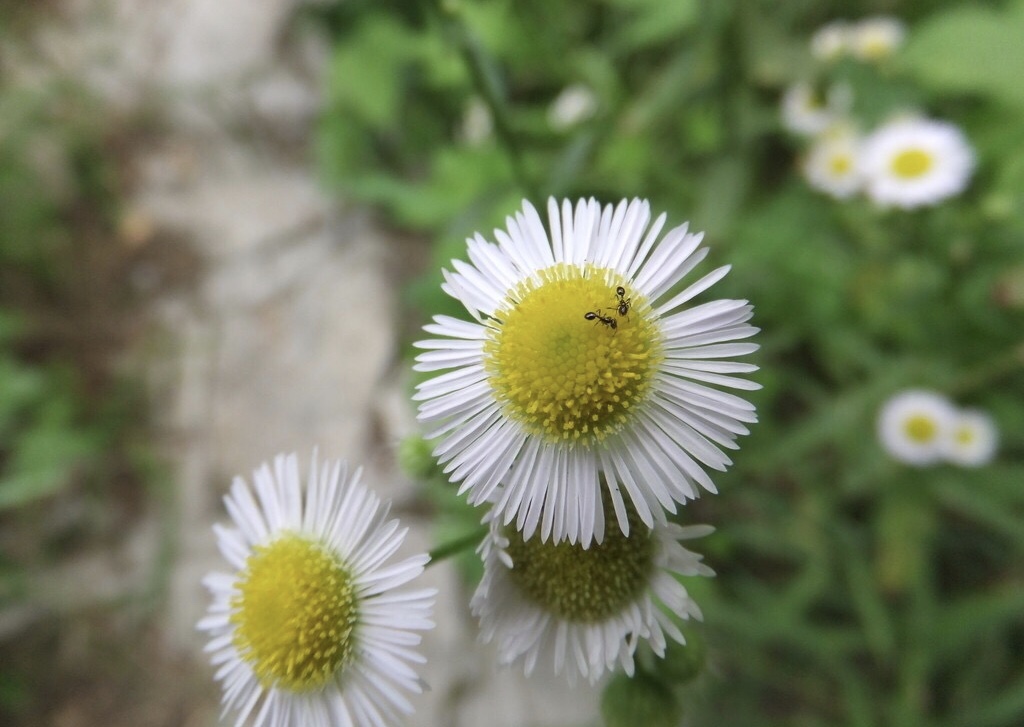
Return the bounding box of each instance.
[860,117,974,209]
[802,127,863,199]
[810,21,850,62]
[941,409,998,467]
[849,16,906,62]
[780,81,853,136]
[414,198,760,546]
[877,390,957,466]
[198,453,436,727]
[471,500,713,685]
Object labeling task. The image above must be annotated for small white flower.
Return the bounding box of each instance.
[198,453,436,727]
[877,390,957,466]
[414,198,759,547]
[860,116,974,209]
[941,409,998,467]
[471,503,713,685]
[849,16,906,62]
[780,82,853,136]
[548,84,599,130]
[810,21,850,62]
[802,127,863,199]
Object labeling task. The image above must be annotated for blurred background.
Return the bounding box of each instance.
[1,1,1022,726]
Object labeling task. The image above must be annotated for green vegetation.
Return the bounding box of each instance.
[317,1,1024,725]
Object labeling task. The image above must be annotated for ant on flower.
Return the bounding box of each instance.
[584,310,617,330]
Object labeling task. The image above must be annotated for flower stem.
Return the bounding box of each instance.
[427,525,490,566]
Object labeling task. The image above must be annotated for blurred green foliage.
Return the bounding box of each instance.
[0,71,164,719]
[313,0,1024,725]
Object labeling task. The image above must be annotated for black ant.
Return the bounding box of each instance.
[613,286,631,318]
[584,311,617,330]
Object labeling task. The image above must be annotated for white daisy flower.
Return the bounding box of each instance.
[810,21,850,62]
[198,453,436,727]
[802,127,863,199]
[877,390,957,467]
[780,81,853,136]
[941,409,998,467]
[413,198,760,546]
[470,499,713,685]
[849,16,906,62]
[860,116,974,209]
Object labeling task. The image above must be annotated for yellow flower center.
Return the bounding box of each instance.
[891,148,934,179]
[903,414,938,444]
[483,263,662,446]
[503,497,655,622]
[954,425,976,446]
[230,534,358,692]
[829,153,853,176]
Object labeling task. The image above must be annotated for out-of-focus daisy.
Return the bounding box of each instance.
[877,390,957,466]
[780,81,853,136]
[941,409,998,467]
[548,84,599,130]
[810,21,850,62]
[849,16,906,62]
[471,498,713,685]
[414,198,759,546]
[802,126,863,199]
[860,116,974,209]
[198,453,436,727]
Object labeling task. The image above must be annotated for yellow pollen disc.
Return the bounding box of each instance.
[862,37,893,60]
[903,414,937,444]
[829,153,853,175]
[891,148,934,179]
[230,534,358,692]
[484,264,662,446]
[503,496,655,622]
[954,426,976,446]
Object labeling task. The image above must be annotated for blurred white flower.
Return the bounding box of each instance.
[548,84,598,130]
[198,453,436,727]
[877,390,957,467]
[860,116,974,209]
[849,16,906,62]
[459,97,494,146]
[941,409,998,467]
[780,82,853,136]
[802,127,863,199]
[471,503,713,685]
[810,21,850,62]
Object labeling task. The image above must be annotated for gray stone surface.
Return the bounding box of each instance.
[15,2,602,725]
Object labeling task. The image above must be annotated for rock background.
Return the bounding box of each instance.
[5,1,599,725]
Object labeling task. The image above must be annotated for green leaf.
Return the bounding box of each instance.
[604,0,699,52]
[326,14,421,126]
[601,671,682,727]
[898,1,1024,109]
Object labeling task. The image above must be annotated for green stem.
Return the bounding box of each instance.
[422,0,539,199]
[950,341,1024,396]
[426,525,490,566]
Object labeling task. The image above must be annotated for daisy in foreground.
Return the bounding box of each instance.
[877,389,956,467]
[414,198,759,546]
[860,116,974,209]
[198,453,436,727]
[471,498,713,685]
